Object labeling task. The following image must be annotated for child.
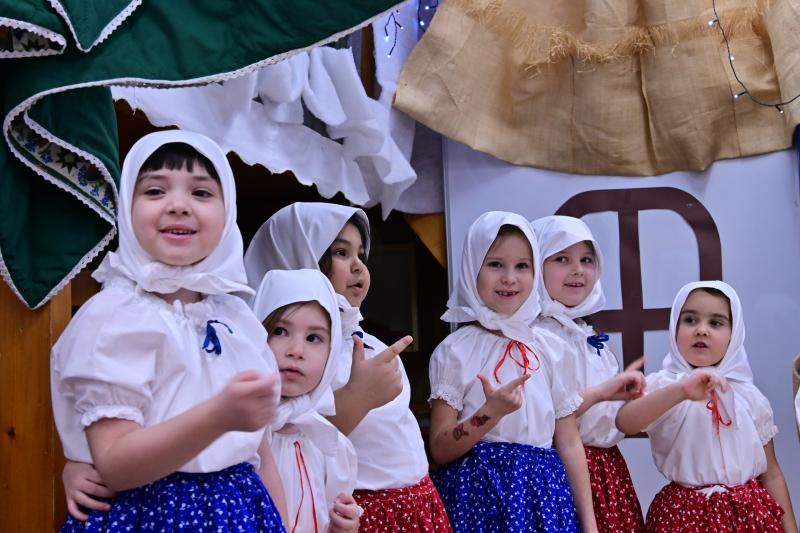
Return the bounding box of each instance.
[51,131,286,532]
[428,211,598,532]
[532,215,645,532]
[616,281,797,533]
[252,268,360,532]
[244,202,452,532]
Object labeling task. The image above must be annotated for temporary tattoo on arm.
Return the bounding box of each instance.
[469,414,490,427]
[452,423,469,440]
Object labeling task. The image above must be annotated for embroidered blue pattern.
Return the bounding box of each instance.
[433,441,579,533]
[203,320,233,356]
[60,462,285,532]
[586,333,609,356]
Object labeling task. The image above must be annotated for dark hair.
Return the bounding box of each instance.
[263,301,331,335]
[692,286,732,319]
[496,224,527,240]
[318,214,370,276]
[138,142,220,182]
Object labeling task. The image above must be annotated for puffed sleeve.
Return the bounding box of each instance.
[535,330,583,419]
[742,384,778,445]
[429,329,476,412]
[52,288,163,428]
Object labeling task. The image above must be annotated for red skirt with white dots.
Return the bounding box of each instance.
[353,474,453,533]
[584,445,645,533]
[645,478,784,532]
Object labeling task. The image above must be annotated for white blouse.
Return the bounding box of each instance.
[645,370,777,487]
[272,415,357,533]
[334,331,429,490]
[429,325,582,448]
[535,316,625,448]
[51,278,278,473]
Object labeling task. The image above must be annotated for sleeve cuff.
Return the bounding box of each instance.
[81,405,144,428]
[429,384,464,411]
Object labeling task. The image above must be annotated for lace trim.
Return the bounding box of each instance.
[20,113,117,222]
[48,0,143,52]
[0,16,66,57]
[81,404,144,428]
[429,385,464,411]
[555,391,583,419]
[758,422,778,446]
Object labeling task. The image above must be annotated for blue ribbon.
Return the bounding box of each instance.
[202,320,233,356]
[586,332,609,356]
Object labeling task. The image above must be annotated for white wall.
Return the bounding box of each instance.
[443,138,800,512]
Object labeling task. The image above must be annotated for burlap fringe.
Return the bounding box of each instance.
[450,0,771,71]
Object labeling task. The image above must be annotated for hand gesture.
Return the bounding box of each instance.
[477,373,530,418]
[215,371,280,432]
[346,335,413,411]
[599,357,646,402]
[328,492,361,533]
[681,371,728,401]
[62,461,116,521]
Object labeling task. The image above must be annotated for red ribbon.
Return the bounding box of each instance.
[705,391,733,436]
[292,441,319,533]
[493,340,541,384]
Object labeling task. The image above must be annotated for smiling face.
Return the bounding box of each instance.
[266,302,331,398]
[476,230,534,315]
[675,289,732,367]
[131,163,225,266]
[542,241,598,307]
[326,222,371,307]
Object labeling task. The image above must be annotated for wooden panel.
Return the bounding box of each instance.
[0,281,71,532]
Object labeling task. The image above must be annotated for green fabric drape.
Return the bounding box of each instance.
[1,0,406,308]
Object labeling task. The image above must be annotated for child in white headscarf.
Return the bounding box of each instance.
[245,202,451,532]
[252,269,360,533]
[52,131,286,532]
[428,211,597,533]
[616,281,797,532]
[532,215,645,533]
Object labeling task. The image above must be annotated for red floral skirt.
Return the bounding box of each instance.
[584,445,645,533]
[646,478,784,532]
[353,474,453,532]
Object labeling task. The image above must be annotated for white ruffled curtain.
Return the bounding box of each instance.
[113,3,445,217]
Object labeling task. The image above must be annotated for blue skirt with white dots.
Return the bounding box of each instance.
[432,441,579,533]
[60,462,285,532]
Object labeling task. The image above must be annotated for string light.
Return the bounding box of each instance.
[711,0,800,114]
[383,11,402,58]
[382,1,440,59]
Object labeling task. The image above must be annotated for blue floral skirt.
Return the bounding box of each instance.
[432,441,579,533]
[60,462,285,532]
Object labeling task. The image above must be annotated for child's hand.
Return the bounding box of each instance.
[328,492,361,533]
[477,373,530,418]
[346,335,413,410]
[62,461,116,521]
[599,357,646,402]
[680,371,728,401]
[215,371,280,432]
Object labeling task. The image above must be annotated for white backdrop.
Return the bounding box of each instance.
[443,138,800,512]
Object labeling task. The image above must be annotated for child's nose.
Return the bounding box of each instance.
[166,193,191,214]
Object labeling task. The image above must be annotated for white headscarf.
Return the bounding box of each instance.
[442,211,541,343]
[93,130,251,295]
[532,215,606,337]
[243,201,370,332]
[251,269,343,425]
[661,280,753,427]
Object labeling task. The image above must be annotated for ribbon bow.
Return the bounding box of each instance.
[586,332,609,356]
[202,320,233,356]
[493,340,541,384]
[292,441,319,533]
